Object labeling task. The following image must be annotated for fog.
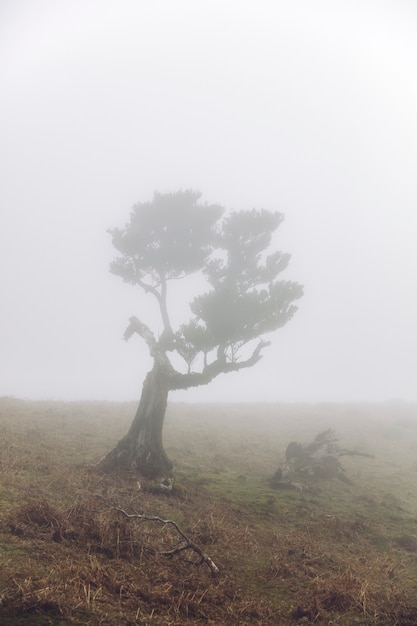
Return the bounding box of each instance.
[1,1,416,404]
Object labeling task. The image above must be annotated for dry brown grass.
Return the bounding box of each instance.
[267,525,412,624]
[1,398,417,624]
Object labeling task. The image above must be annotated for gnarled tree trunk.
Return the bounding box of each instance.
[99,364,173,478]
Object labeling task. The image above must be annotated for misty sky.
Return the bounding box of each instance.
[1,0,416,403]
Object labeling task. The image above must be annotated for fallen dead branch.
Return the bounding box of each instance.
[112,507,220,577]
[271,429,374,489]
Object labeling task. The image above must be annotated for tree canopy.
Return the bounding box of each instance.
[109,189,303,387]
[101,189,303,477]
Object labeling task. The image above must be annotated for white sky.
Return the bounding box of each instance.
[1,0,416,403]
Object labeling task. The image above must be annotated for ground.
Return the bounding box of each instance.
[1,398,417,625]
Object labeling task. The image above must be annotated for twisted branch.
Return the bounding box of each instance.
[169,339,271,390]
[113,507,220,576]
[123,316,158,355]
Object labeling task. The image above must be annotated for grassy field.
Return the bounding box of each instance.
[1,397,417,625]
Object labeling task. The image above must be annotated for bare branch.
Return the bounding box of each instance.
[169,339,271,390]
[134,270,173,339]
[159,277,171,330]
[113,507,220,576]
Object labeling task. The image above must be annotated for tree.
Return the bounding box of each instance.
[100,190,303,478]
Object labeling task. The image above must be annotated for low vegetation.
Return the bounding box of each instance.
[1,397,417,625]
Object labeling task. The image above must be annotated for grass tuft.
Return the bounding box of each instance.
[1,399,417,624]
